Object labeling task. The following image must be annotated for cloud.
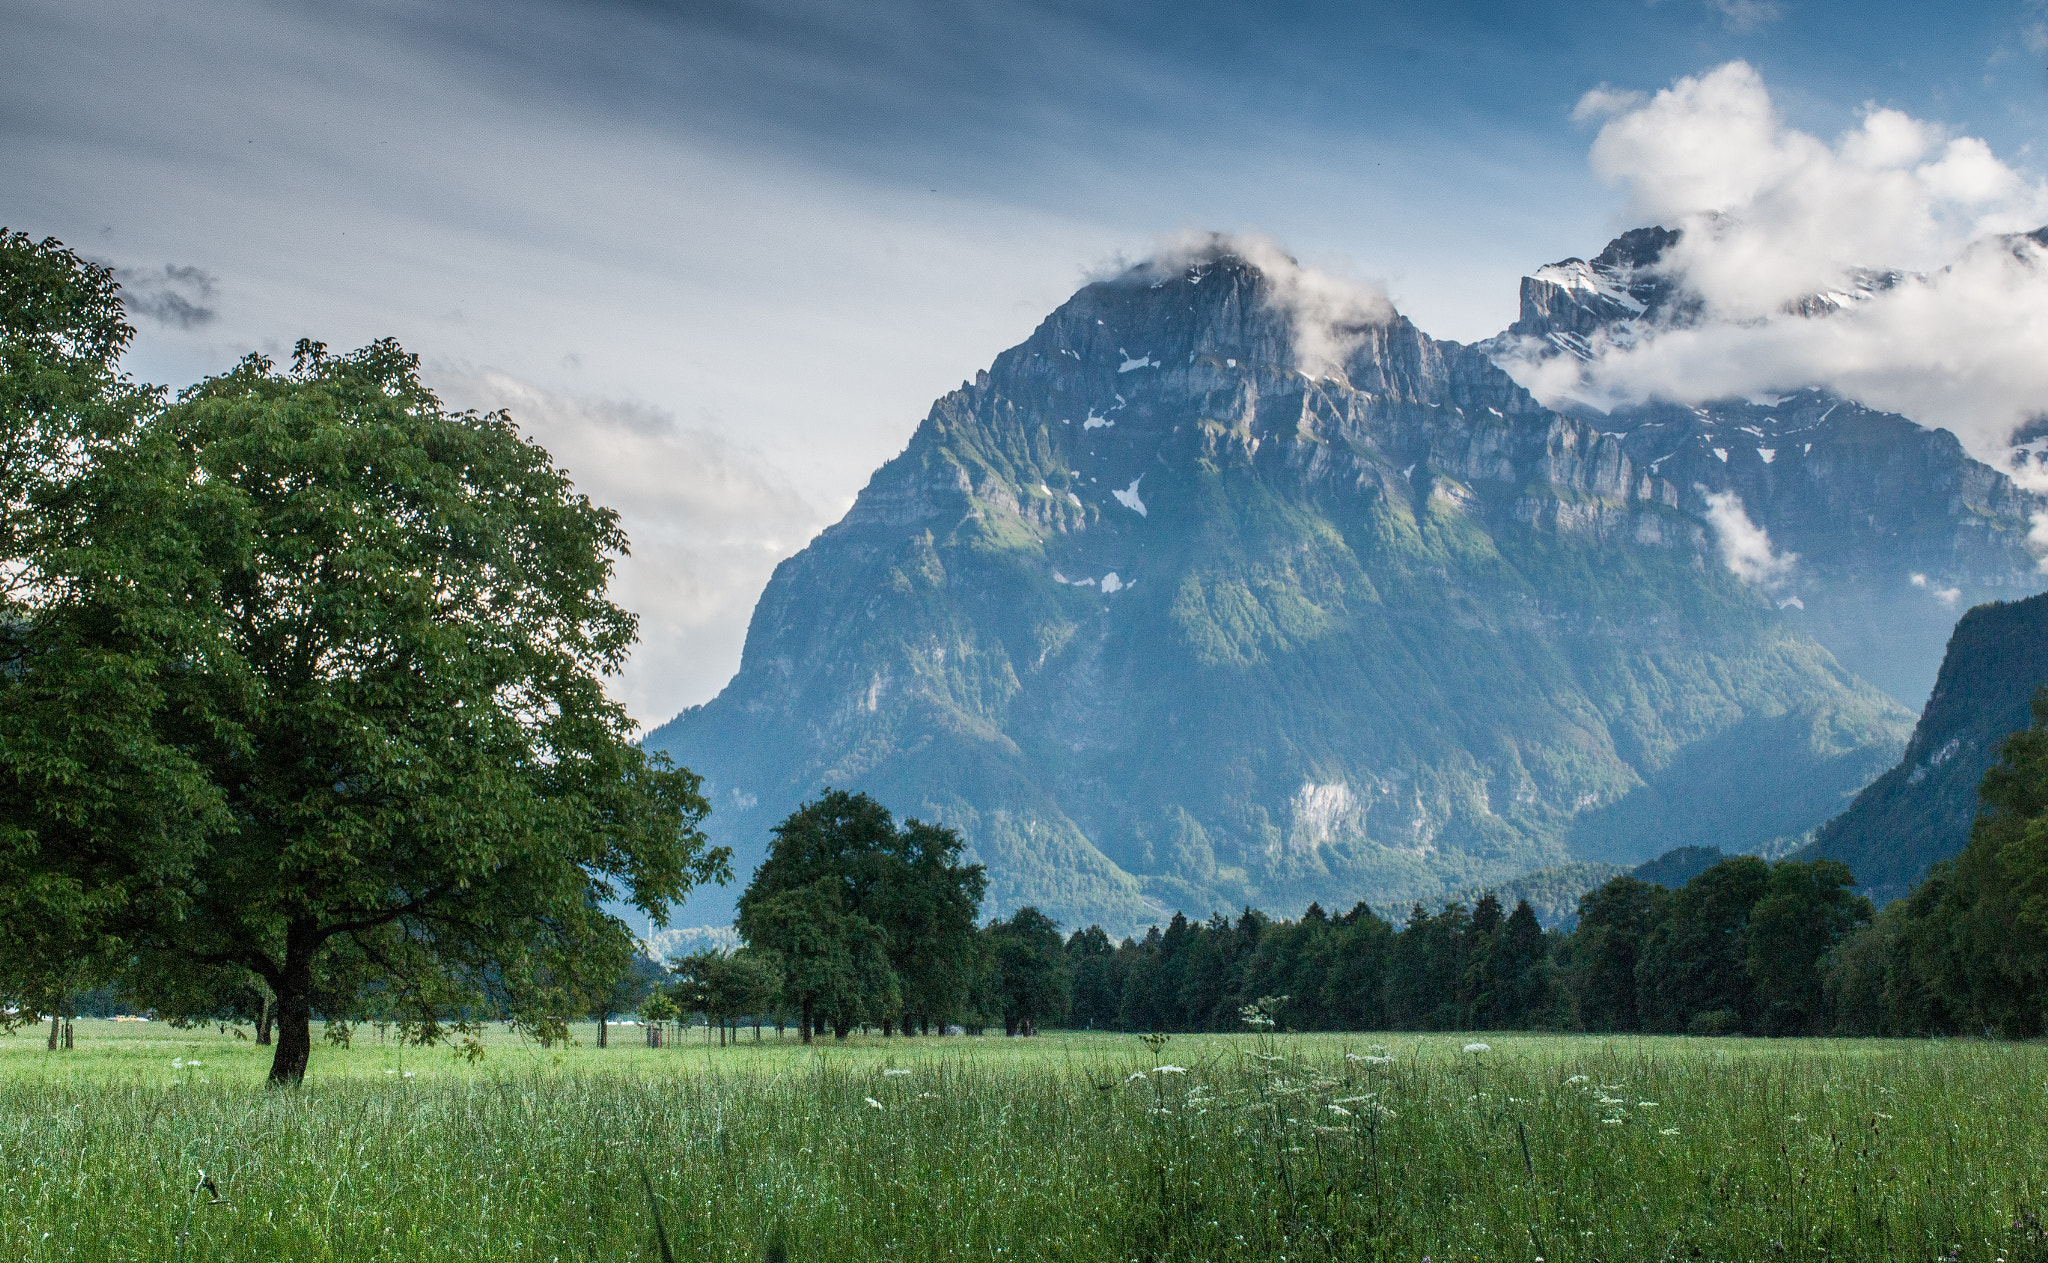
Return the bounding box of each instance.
[429,368,827,725]
[1909,572,1962,605]
[1129,230,1394,376]
[1525,63,2048,483]
[119,263,218,329]
[1704,489,1795,587]
[1572,86,1646,122]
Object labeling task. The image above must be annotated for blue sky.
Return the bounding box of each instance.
[5,0,2046,720]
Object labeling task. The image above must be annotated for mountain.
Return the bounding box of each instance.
[1485,228,2048,708]
[1797,591,2048,903]
[648,239,1910,935]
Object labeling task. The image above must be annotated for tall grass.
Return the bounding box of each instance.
[2,1027,2044,1260]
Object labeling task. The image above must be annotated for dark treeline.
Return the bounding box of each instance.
[683,697,2048,1044]
[1057,693,2048,1039]
[1060,858,1858,1036]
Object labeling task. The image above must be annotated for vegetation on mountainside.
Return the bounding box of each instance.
[648,257,1912,933]
[1801,591,2048,901]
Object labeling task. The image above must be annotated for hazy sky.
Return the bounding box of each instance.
[6,0,2046,724]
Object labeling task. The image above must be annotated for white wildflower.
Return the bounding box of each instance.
[1126,1072,1148,1084]
[1463,1042,1490,1053]
[1154,1065,1187,1074]
[882,1068,911,1077]
[1659,1127,1680,1136]
[1601,1118,1623,1126]
[864,1097,883,1110]
[1565,1074,1588,1084]
[1327,1104,1352,1117]
[1637,1101,1656,1107]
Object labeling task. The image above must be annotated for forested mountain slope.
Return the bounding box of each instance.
[649,240,1910,934]
[1798,591,2048,902]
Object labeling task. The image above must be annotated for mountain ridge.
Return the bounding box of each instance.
[649,239,1912,935]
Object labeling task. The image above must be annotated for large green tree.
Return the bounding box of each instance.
[1567,877,1670,1032]
[985,906,1069,1036]
[736,790,983,1040]
[107,340,727,1082]
[1743,859,1870,1035]
[0,231,213,1035]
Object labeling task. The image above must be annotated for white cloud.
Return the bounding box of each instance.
[430,369,826,725]
[1534,63,2048,483]
[1136,230,1394,376]
[1909,572,1962,605]
[1704,490,1795,587]
[1572,86,1646,123]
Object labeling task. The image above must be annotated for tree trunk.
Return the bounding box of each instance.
[46,1011,59,1051]
[62,1016,72,1049]
[832,1015,850,1040]
[257,991,274,1046]
[882,1018,893,1037]
[267,925,317,1085]
[598,1012,608,1048]
[800,999,813,1045]
[1004,1015,1018,1037]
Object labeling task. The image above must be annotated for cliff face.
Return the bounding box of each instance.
[1800,592,2048,902]
[649,243,1910,933]
[1486,228,2048,708]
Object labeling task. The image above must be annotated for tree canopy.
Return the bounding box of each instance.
[736,790,985,1041]
[0,243,729,1081]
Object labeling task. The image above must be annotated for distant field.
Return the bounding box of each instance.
[3,1022,2044,1261]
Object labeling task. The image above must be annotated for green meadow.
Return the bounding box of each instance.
[3,1022,2045,1262]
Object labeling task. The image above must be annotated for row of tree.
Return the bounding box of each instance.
[1038,695,2048,1038]
[0,231,728,1081]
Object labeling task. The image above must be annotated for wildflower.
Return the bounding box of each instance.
[1154,1065,1187,1074]
[1597,1095,1625,1106]
[1565,1074,1588,1084]
[882,1068,911,1077]
[1126,1072,1148,1084]
[1659,1127,1680,1136]
[1327,1104,1352,1117]
[1874,1112,1893,1120]
[1463,1042,1490,1053]
[1601,1118,1623,1126]
[1787,1114,1805,1123]
[864,1097,883,1110]
[1636,1101,1656,1107]
[385,1070,398,1076]
[403,1071,414,1078]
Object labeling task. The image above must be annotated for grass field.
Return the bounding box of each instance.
[3,1021,2044,1261]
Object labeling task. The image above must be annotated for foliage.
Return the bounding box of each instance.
[736,791,983,1041]
[983,906,1068,1036]
[43,337,725,1081]
[0,230,204,1031]
[1825,691,2048,1037]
